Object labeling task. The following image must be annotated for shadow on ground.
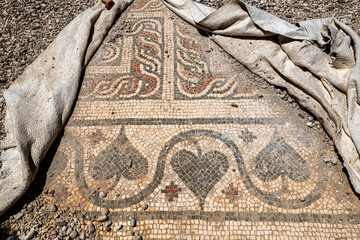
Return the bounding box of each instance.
[0,130,64,239]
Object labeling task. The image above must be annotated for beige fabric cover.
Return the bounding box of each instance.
[1,0,360,216]
[0,0,133,216]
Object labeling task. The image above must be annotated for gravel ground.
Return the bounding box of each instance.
[0,0,97,142]
[0,0,359,239]
[199,0,360,33]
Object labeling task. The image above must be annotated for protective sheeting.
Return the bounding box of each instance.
[0,0,133,216]
[164,0,360,192]
[1,0,360,217]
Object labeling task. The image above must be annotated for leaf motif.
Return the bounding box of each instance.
[171,149,229,208]
[90,128,148,181]
[254,130,310,182]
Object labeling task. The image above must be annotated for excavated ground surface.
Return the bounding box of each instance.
[2,0,360,239]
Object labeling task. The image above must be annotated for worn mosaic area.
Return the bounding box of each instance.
[43,0,360,238]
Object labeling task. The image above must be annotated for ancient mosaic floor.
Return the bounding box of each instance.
[42,0,360,238]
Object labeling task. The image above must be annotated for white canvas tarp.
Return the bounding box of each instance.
[0,0,133,216]
[1,0,360,216]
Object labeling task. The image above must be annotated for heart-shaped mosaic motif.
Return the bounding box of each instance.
[90,127,148,182]
[253,130,310,182]
[171,149,229,209]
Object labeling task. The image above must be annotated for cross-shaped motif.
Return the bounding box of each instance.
[239,128,257,142]
[161,181,182,201]
[222,183,241,202]
[91,129,103,144]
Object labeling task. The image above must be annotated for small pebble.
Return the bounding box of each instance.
[142,204,149,210]
[105,221,112,227]
[24,229,36,240]
[69,230,77,239]
[127,160,133,168]
[50,204,57,212]
[306,122,313,128]
[99,192,107,198]
[25,207,33,214]
[19,234,27,240]
[88,222,95,233]
[66,227,73,236]
[48,229,57,236]
[14,212,24,220]
[101,208,109,216]
[97,215,108,222]
[57,220,67,227]
[300,197,305,202]
[105,226,111,232]
[114,225,123,231]
[134,236,142,240]
[79,233,85,240]
[130,217,137,227]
